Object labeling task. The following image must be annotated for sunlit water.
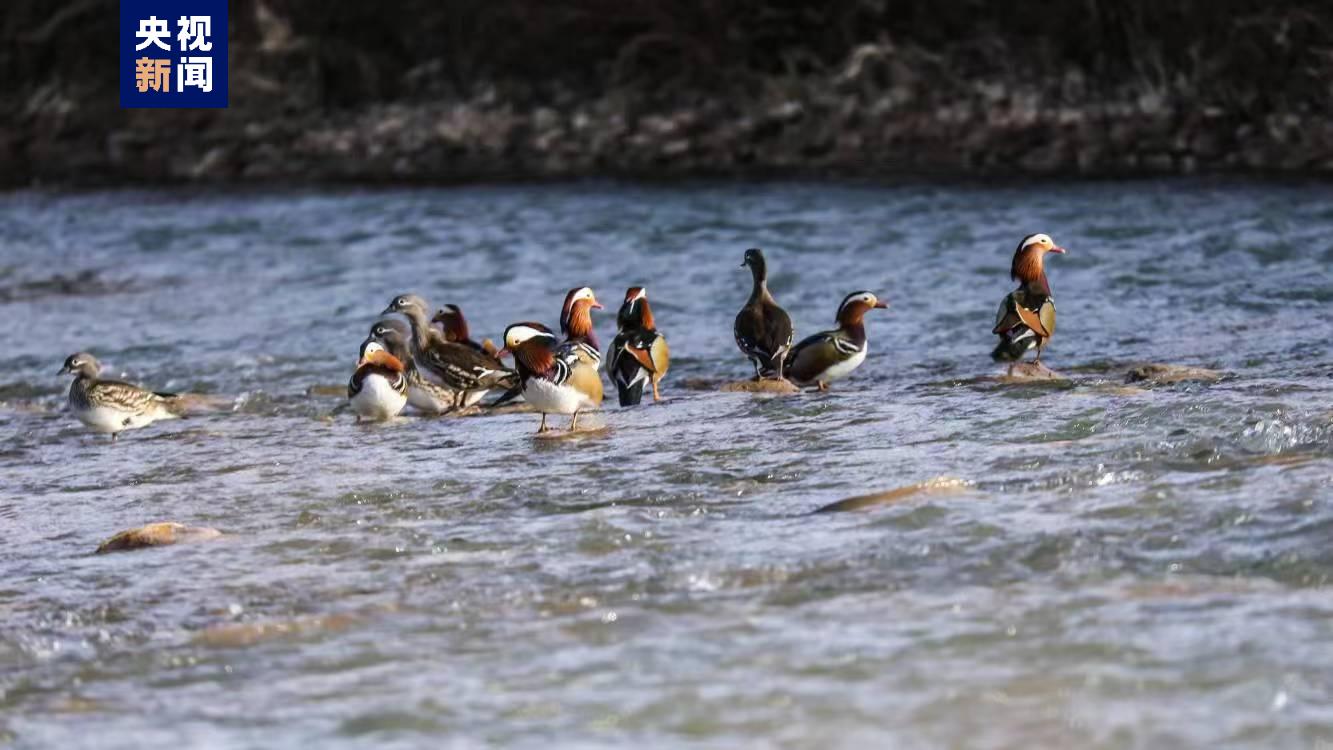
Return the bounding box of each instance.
[1,181,1331,748]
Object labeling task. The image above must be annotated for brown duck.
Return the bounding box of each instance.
[734,248,794,380]
[992,233,1067,371]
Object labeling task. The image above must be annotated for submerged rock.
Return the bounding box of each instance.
[815,476,972,513]
[1125,363,1223,384]
[95,522,222,554]
[533,424,612,440]
[998,362,1067,382]
[195,612,361,648]
[720,379,801,394]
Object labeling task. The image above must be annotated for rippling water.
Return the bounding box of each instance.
[2,180,1331,747]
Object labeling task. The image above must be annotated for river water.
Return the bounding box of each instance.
[1,180,1331,748]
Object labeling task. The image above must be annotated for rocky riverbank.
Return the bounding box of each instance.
[6,17,1332,188]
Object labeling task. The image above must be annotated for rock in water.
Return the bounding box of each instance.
[999,362,1067,382]
[1125,363,1223,384]
[719,379,800,394]
[815,476,972,513]
[96,522,222,553]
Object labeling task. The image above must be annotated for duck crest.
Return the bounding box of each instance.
[618,288,655,331]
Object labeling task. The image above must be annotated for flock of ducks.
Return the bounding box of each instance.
[57,233,1067,439]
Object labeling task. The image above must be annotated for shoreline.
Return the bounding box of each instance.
[9,85,1332,191]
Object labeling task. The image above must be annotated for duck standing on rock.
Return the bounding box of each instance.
[607,286,670,405]
[734,248,794,380]
[992,233,1067,374]
[348,336,408,422]
[499,322,603,433]
[785,291,887,390]
[59,353,183,440]
[383,294,517,409]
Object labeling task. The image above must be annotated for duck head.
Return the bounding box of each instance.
[1010,233,1067,296]
[356,340,405,372]
[497,322,559,375]
[617,286,655,331]
[560,287,603,341]
[835,291,888,326]
[58,352,101,378]
[382,293,431,319]
[741,247,768,278]
[431,303,471,343]
[365,318,413,362]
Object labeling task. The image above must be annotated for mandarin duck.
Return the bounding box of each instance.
[431,304,490,354]
[734,248,794,380]
[348,336,408,421]
[382,294,517,409]
[785,291,887,390]
[59,353,182,440]
[607,286,670,405]
[992,233,1067,371]
[498,322,603,433]
[558,287,604,368]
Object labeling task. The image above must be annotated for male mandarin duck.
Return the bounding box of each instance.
[58,353,182,440]
[366,318,449,414]
[785,291,887,390]
[734,248,794,380]
[430,304,490,354]
[992,233,1068,371]
[499,322,603,433]
[607,286,670,405]
[558,287,604,368]
[348,335,408,421]
[382,294,517,409]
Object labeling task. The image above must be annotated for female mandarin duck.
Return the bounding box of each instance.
[992,233,1067,372]
[382,293,517,409]
[607,286,670,405]
[734,248,794,380]
[785,291,887,390]
[499,322,603,433]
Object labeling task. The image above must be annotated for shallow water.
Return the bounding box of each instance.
[1,180,1331,748]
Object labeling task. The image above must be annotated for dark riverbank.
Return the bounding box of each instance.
[4,0,1332,186]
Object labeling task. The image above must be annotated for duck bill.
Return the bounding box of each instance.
[873,301,889,309]
[1049,246,1067,254]
[57,365,70,375]
[495,348,511,359]
[591,301,604,310]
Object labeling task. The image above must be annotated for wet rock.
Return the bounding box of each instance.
[96,522,222,554]
[195,612,362,648]
[816,476,972,513]
[719,379,801,394]
[1124,363,1223,384]
[533,424,611,440]
[999,362,1067,382]
[306,384,345,398]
